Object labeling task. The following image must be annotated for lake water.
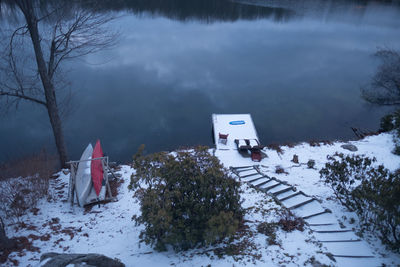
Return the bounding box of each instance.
[1,0,400,163]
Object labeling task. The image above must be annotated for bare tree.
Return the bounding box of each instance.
[0,0,117,168]
[362,49,400,106]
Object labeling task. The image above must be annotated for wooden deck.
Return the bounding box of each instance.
[212,114,260,150]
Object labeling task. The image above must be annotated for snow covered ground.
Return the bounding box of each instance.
[2,132,400,266]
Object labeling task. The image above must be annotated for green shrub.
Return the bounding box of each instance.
[319,153,379,209]
[380,113,395,132]
[307,159,315,169]
[130,146,243,251]
[380,109,400,133]
[380,110,400,155]
[320,153,400,252]
[393,144,400,156]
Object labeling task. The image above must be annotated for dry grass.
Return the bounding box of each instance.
[0,150,58,181]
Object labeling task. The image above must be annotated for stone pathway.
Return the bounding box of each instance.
[231,166,379,266]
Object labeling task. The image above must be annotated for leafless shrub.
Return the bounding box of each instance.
[257,221,278,245]
[278,210,304,232]
[0,151,57,222]
[320,140,334,145]
[308,140,320,147]
[266,144,283,154]
[282,141,301,148]
[0,175,47,222]
[275,165,288,174]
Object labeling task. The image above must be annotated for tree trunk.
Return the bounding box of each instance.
[0,217,15,250]
[20,2,69,168]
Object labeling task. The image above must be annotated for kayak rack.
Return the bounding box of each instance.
[67,156,114,207]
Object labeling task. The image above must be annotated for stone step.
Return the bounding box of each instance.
[241,174,264,183]
[291,199,325,217]
[324,242,375,258]
[268,184,291,195]
[257,179,280,189]
[309,223,344,231]
[252,177,272,187]
[333,255,375,258]
[333,256,380,267]
[315,229,353,233]
[308,223,336,227]
[260,181,282,192]
[289,198,317,210]
[275,189,297,200]
[240,172,261,178]
[237,168,257,175]
[247,175,268,183]
[279,191,302,202]
[320,239,361,243]
[314,231,359,242]
[302,208,332,220]
[233,166,255,172]
[271,186,294,196]
[280,193,311,207]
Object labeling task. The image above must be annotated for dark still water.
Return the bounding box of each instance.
[1,0,400,163]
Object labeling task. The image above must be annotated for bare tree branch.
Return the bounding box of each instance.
[46,9,118,79]
[0,0,118,167]
[362,48,400,106]
[0,90,46,106]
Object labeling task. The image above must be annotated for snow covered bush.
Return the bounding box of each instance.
[130,146,243,251]
[380,109,400,155]
[320,153,379,209]
[320,153,400,251]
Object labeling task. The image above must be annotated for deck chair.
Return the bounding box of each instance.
[249,139,262,150]
[218,133,229,145]
[235,139,251,151]
[251,150,262,162]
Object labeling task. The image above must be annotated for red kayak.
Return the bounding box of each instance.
[91,140,104,196]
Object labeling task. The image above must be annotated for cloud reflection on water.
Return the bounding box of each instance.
[1,1,400,162]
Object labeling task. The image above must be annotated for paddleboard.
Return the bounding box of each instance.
[91,140,104,196]
[75,143,93,206]
[229,120,245,125]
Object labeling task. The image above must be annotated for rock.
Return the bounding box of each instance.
[341,144,358,152]
[40,253,125,267]
[291,154,299,164]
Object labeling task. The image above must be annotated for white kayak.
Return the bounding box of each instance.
[75,143,93,206]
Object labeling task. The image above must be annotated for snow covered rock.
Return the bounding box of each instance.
[39,253,125,267]
[341,144,358,151]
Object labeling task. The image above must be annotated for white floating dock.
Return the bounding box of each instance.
[212,114,260,150]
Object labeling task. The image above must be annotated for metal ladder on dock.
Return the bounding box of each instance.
[231,165,377,265]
